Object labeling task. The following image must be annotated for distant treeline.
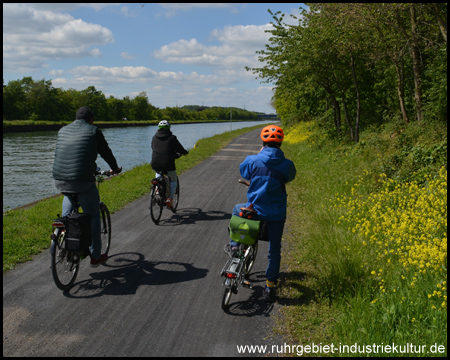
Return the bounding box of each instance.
[2,77,263,122]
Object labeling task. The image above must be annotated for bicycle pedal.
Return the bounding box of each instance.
[243,280,253,289]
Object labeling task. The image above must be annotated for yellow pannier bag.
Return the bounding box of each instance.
[229,215,260,245]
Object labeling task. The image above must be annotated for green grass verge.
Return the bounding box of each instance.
[275,120,447,356]
[2,125,264,273]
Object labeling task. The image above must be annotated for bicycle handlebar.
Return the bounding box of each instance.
[95,167,122,177]
[239,179,250,186]
[175,152,188,159]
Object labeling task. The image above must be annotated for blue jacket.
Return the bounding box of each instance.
[240,146,296,221]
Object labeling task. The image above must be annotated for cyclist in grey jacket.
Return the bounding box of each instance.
[52,107,121,267]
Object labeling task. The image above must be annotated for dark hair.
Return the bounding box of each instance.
[76,107,94,121]
[263,141,281,148]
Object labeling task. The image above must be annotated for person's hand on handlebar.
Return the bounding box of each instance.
[110,167,122,175]
[175,152,188,159]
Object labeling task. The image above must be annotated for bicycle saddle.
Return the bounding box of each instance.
[240,206,257,214]
[61,192,79,198]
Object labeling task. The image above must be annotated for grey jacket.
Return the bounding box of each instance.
[52,119,118,183]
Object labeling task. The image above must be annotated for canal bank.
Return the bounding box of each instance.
[2,119,252,133]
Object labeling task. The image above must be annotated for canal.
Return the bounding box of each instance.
[3,121,271,211]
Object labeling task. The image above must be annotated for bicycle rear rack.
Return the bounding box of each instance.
[221,257,243,280]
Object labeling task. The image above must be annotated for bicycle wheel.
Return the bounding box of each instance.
[51,232,80,291]
[244,241,258,275]
[172,176,180,211]
[222,286,233,310]
[150,185,163,224]
[100,203,111,255]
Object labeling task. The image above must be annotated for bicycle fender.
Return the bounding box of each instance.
[50,240,56,255]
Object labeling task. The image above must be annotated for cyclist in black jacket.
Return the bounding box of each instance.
[151,120,188,208]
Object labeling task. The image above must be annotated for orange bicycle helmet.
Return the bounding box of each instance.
[260,125,284,143]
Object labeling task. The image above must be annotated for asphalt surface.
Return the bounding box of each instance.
[3,128,285,357]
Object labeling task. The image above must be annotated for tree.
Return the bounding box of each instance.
[78,86,107,121]
[130,91,152,120]
[106,96,125,121]
[3,79,26,120]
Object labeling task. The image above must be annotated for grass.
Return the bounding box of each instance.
[276,120,447,356]
[2,124,264,273]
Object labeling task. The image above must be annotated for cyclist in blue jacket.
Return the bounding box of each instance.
[230,125,296,302]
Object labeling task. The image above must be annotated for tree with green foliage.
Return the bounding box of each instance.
[3,77,264,122]
[247,3,447,143]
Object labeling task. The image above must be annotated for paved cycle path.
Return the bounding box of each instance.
[3,128,285,357]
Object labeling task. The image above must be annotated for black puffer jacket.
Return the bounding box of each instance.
[151,128,188,172]
[52,119,118,182]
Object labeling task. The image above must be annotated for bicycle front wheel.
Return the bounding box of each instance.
[244,241,258,275]
[100,203,111,255]
[51,232,80,291]
[222,286,233,311]
[150,185,163,224]
[172,176,180,211]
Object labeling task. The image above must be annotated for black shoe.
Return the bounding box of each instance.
[263,286,276,303]
[90,253,108,268]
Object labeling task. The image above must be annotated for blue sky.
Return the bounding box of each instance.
[3,3,305,114]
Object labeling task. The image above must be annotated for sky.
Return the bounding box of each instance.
[3,3,305,115]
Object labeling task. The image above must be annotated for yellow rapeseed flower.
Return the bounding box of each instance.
[331,166,447,311]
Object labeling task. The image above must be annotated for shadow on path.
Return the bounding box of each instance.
[64,252,208,299]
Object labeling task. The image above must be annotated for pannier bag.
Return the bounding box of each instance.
[258,221,269,242]
[64,213,92,251]
[229,215,260,245]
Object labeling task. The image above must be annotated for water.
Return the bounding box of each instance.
[3,121,272,211]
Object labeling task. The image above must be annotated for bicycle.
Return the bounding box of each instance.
[220,180,267,311]
[50,168,115,291]
[149,172,180,224]
[149,152,185,224]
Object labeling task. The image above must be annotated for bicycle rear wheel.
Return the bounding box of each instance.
[150,185,163,224]
[100,203,111,255]
[51,232,80,291]
[172,176,180,211]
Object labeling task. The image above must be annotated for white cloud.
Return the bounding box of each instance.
[50,65,230,88]
[121,52,137,60]
[3,3,114,72]
[157,3,239,17]
[152,23,273,70]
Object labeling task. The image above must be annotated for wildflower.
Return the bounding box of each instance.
[330,166,447,313]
